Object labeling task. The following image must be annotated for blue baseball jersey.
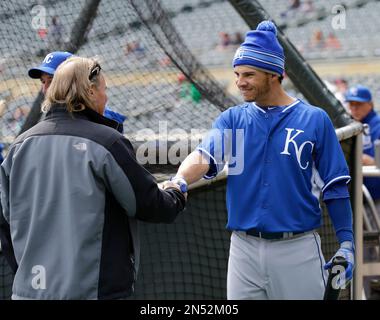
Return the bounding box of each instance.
[197,99,350,232]
[362,110,380,199]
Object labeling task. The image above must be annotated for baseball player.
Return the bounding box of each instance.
[28,51,126,131]
[345,85,380,204]
[166,21,355,299]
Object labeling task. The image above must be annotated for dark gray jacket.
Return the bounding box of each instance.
[0,105,185,299]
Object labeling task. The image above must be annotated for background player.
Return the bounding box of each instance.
[345,85,380,208]
[345,84,380,298]
[164,21,355,299]
[28,51,126,131]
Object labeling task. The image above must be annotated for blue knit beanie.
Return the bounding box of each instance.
[232,21,285,76]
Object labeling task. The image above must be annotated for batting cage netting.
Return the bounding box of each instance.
[0,0,359,300]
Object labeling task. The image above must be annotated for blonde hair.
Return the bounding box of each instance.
[41,56,103,113]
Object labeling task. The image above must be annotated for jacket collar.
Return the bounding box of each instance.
[45,104,123,133]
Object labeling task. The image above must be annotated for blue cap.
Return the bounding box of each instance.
[345,85,372,103]
[104,107,127,124]
[28,51,73,79]
[233,20,285,76]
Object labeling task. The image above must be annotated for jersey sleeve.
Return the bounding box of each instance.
[315,110,351,193]
[323,179,350,201]
[196,111,231,179]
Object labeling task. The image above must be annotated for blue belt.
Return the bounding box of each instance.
[245,228,307,240]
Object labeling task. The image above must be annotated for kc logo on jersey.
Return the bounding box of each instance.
[280,128,314,169]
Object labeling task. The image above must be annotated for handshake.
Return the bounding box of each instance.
[159,176,188,200]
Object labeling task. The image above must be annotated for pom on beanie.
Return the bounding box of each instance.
[256,20,277,35]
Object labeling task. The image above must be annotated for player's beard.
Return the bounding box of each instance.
[241,76,271,103]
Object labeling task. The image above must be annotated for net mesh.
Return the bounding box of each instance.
[0,253,13,300]
[133,181,229,299]
[0,0,354,299]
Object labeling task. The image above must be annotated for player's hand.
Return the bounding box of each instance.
[362,154,375,166]
[160,180,179,190]
[324,241,355,286]
[159,180,188,200]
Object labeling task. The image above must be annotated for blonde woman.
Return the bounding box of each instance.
[0,57,186,300]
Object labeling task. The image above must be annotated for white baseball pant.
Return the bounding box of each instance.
[227,230,328,300]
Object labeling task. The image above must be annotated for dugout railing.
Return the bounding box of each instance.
[361,166,380,298]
